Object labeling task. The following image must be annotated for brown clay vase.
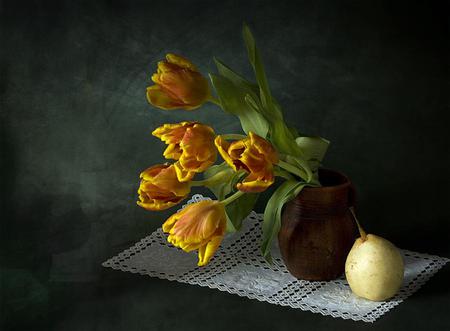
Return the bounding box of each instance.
[278,169,357,281]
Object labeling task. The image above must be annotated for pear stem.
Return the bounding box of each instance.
[349,207,367,241]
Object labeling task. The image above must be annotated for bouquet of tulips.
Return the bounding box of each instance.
[137,25,329,266]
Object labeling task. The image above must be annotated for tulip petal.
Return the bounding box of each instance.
[152,122,194,144]
[146,85,184,110]
[179,241,203,252]
[137,164,190,211]
[166,53,197,71]
[214,132,278,193]
[197,235,223,266]
[162,200,226,266]
[170,202,221,243]
[174,162,195,182]
[163,213,179,232]
[137,199,179,211]
[163,143,183,160]
[158,70,210,109]
[249,131,279,164]
[215,136,238,171]
[237,178,273,193]
[147,54,210,111]
[153,122,216,180]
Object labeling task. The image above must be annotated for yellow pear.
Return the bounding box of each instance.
[345,208,404,301]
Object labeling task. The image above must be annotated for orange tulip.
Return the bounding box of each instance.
[162,200,226,266]
[153,122,217,182]
[215,131,278,192]
[137,164,190,211]
[146,53,211,110]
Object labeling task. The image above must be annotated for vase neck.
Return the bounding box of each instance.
[292,169,353,218]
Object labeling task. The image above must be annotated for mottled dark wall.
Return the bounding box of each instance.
[0,0,449,330]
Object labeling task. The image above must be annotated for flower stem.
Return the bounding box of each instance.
[191,169,231,187]
[190,180,208,186]
[221,134,247,140]
[209,96,222,107]
[221,190,245,206]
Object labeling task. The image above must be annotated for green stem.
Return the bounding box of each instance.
[221,134,247,140]
[190,180,208,186]
[277,159,308,181]
[221,190,245,206]
[208,96,222,107]
[191,169,231,187]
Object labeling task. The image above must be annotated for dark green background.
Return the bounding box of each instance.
[1,0,449,330]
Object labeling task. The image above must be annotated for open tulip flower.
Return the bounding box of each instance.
[146,53,211,110]
[137,164,190,211]
[152,121,217,182]
[215,132,278,193]
[162,200,227,266]
[138,25,329,265]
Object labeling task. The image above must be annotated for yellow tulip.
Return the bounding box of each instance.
[153,121,217,182]
[215,131,278,192]
[146,53,211,110]
[137,164,190,211]
[162,200,226,266]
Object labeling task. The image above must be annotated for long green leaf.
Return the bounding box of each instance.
[214,57,259,97]
[261,181,306,262]
[203,163,234,199]
[242,25,306,158]
[242,24,273,110]
[225,192,259,231]
[270,119,301,156]
[284,155,314,183]
[209,73,269,137]
[295,136,329,168]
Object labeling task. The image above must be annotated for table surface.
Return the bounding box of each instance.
[4,261,449,331]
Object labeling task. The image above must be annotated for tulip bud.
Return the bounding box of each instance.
[162,200,227,266]
[153,122,217,182]
[215,132,278,192]
[137,164,190,211]
[147,54,211,111]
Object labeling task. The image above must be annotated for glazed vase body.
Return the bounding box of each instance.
[278,169,357,281]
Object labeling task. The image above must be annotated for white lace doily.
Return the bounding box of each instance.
[102,194,449,323]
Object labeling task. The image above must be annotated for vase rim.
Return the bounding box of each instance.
[305,168,351,192]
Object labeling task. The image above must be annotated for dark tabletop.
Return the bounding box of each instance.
[1,0,449,330]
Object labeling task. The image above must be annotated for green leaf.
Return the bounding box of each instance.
[209,73,269,137]
[242,24,273,109]
[261,181,306,262]
[244,94,260,113]
[214,57,259,97]
[295,136,329,182]
[288,125,300,138]
[203,163,233,199]
[242,24,309,159]
[225,214,237,233]
[284,155,314,183]
[204,163,228,179]
[241,24,325,182]
[295,136,330,165]
[270,119,301,156]
[225,192,259,231]
[204,165,257,232]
